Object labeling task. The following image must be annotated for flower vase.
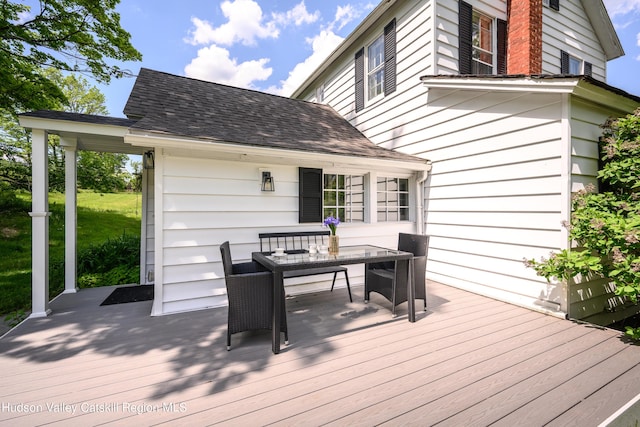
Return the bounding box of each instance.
[329,235,339,254]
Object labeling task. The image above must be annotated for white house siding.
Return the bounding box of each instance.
[542,0,607,81]
[406,89,569,313]
[155,154,416,315]
[568,96,640,325]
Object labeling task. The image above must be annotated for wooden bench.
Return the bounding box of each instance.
[259,231,352,302]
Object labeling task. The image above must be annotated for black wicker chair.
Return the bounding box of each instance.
[220,241,288,350]
[364,233,429,317]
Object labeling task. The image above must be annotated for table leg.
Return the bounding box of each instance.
[272,270,284,354]
[407,258,415,323]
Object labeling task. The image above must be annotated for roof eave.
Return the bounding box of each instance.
[420,75,640,112]
[420,75,581,93]
[124,131,431,173]
[18,115,132,138]
[582,0,624,61]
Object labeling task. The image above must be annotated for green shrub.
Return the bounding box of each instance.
[77,233,139,274]
[0,184,29,213]
[49,233,140,290]
[525,109,640,339]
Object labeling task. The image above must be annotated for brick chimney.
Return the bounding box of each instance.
[507,0,543,74]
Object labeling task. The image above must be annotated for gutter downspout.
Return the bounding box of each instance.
[415,161,432,235]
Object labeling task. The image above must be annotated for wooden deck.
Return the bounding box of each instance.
[1,281,639,426]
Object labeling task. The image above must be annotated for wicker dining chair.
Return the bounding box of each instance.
[220,241,288,350]
[364,233,429,317]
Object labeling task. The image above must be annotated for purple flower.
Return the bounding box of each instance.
[323,215,340,235]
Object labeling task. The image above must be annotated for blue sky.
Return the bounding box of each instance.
[92,0,640,117]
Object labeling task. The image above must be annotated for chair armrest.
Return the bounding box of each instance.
[367,261,395,271]
[232,261,268,274]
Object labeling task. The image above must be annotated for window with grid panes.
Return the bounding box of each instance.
[472,11,494,74]
[377,177,409,221]
[323,174,365,222]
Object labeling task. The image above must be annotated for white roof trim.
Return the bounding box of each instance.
[18,115,130,138]
[420,76,580,93]
[421,76,640,112]
[124,132,431,173]
[582,0,624,61]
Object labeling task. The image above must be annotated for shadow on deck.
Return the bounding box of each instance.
[0,281,639,426]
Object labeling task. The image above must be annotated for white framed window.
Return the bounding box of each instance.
[472,11,494,74]
[377,177,409,221]
[367,34,385,101]
[323,173,365,222]
[568,55,582,74]
[315,84,325,103]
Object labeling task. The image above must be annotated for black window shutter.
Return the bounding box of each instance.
[550,0,560,11]
[384,18,397,95]
[584,61,592,77]
[354,48,365,112]
[560,50,570,74]
[299,168,323,223]
[458,1,473,74]
[497,18,507,74]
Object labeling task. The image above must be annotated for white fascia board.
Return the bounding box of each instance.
[421,76,580,93]
[124,132,431,173]
[582,0,624,61]
[573,81,640,112]
[18,116,130,138]
[290,0,398,98]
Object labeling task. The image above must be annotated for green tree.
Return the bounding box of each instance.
[0,110,32,190]
[0,0,141,114]
[77,152,129,193]
[525,109,640,340]
[0,69,130,192]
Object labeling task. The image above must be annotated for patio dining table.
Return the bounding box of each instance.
[252,245,416,354]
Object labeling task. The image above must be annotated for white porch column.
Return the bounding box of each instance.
[62,137,78,293]
[29,129,51,318]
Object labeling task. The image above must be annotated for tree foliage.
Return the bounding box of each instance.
[525,109,640,339]
[0,0,141,114]
[0,69,130,192]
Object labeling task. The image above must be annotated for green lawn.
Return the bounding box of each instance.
[0,190,142,321]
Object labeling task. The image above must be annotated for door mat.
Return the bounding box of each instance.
[100,286,154,306]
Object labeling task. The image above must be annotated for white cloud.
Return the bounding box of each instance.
[269,30,344,96]
[331,5,359,32]
[604,0,640,29]
[272,1,320,27]
[604,0,640,17]
[268,3,372,96]
[185,0,278,47]
[184,44,272,88]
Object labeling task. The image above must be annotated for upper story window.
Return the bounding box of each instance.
[472,11,494,74]
[561,50,592,76]
[315,84,325,103]
[543,0,560,11]
[459,1,506,75]
[367,35,385,100]
[354,18,396,112]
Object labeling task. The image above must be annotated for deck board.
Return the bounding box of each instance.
[0,281,639,426]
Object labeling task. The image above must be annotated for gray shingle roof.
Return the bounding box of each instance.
[124,68,426,164]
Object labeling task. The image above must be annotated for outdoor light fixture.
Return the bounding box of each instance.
[261,171,275,191]
[143,151,155,169]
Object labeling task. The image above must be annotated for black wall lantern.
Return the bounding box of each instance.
[143,151,155,169]
[261,171,275,191]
